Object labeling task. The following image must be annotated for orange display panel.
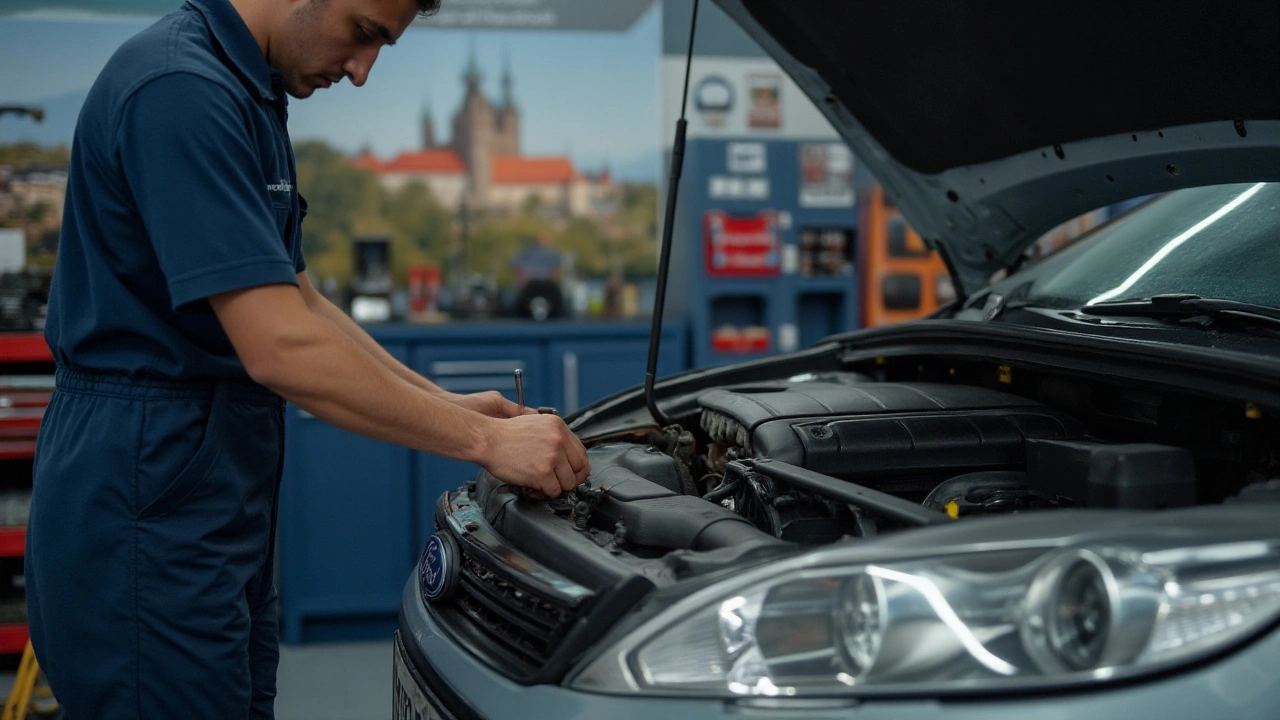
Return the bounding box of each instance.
[859,185,953,327]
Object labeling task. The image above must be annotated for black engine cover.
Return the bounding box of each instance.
[699,382,1086,481]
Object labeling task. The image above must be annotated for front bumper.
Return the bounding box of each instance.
[399,576,1280,720]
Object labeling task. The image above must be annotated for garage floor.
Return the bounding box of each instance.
[0,639,394,720]
[276,639,394,720]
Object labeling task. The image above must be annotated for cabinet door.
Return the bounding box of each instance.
[412,343,546,407]
[411,342,545,550]
[548,334,687,415]
[279,344,413,643]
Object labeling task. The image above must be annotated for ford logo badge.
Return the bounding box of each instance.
[419,532,460,603]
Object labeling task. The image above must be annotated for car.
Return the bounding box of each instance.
[394,2,1280,718]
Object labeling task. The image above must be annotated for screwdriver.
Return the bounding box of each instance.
[513,369,557,417]
[514,369,524,414]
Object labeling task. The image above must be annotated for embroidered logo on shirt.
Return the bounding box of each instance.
[267,180,293,192]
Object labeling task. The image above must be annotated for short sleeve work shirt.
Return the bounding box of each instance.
[45,0,307,380]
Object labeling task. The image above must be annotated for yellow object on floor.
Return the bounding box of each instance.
[3,641,58,720]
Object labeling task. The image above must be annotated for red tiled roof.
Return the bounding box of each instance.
[351,151,385,173]
[492,155,577,184]
[382,150,467,174]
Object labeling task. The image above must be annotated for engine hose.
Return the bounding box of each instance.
[922,471,1028,510]
[702,478,740,503]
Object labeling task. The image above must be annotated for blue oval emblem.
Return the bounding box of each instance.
[420,534,451,601]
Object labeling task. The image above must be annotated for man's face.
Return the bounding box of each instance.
[270,0,419,99]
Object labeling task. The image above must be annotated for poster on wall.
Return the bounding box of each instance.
[798,142,855,208]
[747,73,782,129]
[0,1,667,325]
[704,210,780,276]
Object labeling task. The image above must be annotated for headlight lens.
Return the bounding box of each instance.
[1047,557,1110,669]
[836,572,882,675]
[574,535,1280,697]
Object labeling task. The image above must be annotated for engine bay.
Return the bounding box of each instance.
[462,357,1280,565]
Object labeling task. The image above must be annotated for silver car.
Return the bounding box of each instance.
[396,2,1280,717]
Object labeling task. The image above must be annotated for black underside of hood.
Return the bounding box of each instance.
[741,1,1280,175]
[714,0,1280,294]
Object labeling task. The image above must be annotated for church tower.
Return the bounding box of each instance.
[421,101,437,150]
[452,38,494,205]
[494,47,520,157]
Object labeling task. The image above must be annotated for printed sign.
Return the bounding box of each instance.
[727,142,767,174]
[419,0,654,30]
[708,175,770,201]
[747,73,782,129]
[3,0,655,31]
[704,210,780,277]
[798,142,855,208]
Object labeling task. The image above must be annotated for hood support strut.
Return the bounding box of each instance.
[643,0,700,427]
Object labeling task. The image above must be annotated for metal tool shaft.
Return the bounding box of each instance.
[514,369,525,414]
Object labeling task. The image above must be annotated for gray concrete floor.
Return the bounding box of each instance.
[0,639,394,720]
[277,639,394,720]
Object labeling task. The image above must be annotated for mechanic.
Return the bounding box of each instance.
[24,0,590,718]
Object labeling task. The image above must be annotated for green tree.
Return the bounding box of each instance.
[558,217,609,277]
[293,140,383,261]
[0,143,70,167]
[620,183,658,237]
[380,181,454,285]
[615,183,658,277]
[383,182,451,256]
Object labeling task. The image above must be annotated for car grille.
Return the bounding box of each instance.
[429,534,588,678]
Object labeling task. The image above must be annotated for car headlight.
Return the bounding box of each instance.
[572,514,1280,697]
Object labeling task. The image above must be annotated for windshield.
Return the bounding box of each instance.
[1010,182,1280,310]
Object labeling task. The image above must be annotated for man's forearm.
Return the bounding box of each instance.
[256,307,490,460]
[212,282,589,497]
[308,291,450,398]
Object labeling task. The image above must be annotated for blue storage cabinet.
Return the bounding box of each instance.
[279,321,687,643]
[279,343,415,643]
[547,334,685,416]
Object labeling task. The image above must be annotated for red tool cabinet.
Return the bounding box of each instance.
[0,333,55,654]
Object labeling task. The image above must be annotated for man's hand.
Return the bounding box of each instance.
[450,390,534,419]
[479,414,590,498]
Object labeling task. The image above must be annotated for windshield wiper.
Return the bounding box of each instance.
[1080,294,1280,330]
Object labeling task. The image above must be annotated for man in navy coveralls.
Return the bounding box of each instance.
[26,0,590,716]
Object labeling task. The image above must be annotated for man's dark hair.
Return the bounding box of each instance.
[417,0,441,16]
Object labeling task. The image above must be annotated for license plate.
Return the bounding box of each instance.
[393,639,437,720]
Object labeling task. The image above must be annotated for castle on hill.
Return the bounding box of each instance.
[353,47,615,218]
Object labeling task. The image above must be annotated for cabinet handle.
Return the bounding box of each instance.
[563,351,579,413]
[430,360,525,376]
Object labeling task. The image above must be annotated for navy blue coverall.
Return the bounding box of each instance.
[26,0,307,717]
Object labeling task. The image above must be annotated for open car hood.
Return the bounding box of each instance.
[713,0,1280,295]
